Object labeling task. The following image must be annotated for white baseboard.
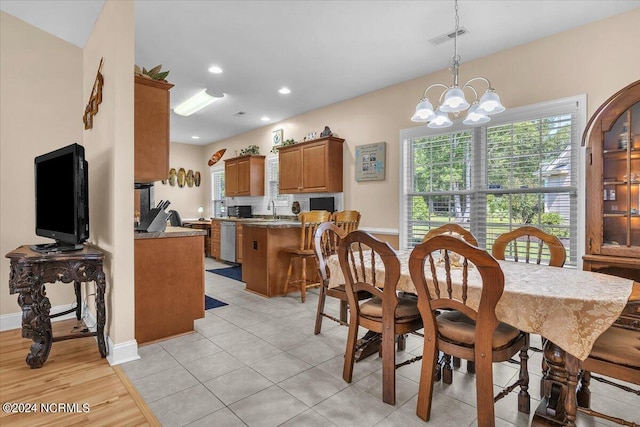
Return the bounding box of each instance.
[0,303,78,332]
[107,336,140,366]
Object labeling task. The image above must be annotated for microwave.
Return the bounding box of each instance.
[227,205,252,218]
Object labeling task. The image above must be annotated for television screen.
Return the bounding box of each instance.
[32,143,89,252]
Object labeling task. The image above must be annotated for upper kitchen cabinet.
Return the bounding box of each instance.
[134,76,174,183]
[583,79,640,280]
[278,136,344,193]
[225,155,265,197]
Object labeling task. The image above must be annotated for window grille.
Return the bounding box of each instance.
[401,97,582,266]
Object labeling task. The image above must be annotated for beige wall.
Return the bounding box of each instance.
[82,0,135,345]
[204,9,640,232]
[0,12,82,316]
[154,142,210,220]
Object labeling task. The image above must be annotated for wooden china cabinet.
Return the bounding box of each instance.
[583,80,640,281]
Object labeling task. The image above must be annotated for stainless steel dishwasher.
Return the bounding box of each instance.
[220,221,236,262]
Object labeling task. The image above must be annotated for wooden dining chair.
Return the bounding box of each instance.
[331,210,361,235]
[282,210,331,302]
[492,226,566,376]
[409,235,530,426]
[576,306,640,426]
[313,221,369,334]
[422,223,479,381]
[339,230,423,405]
[422,223,478,246]
[491,226,566,267]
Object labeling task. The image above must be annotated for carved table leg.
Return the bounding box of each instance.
[94,267,107,358]
[18,279,53,369]
[532,340,579,426]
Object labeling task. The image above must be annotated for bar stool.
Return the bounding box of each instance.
[282,210,331,302]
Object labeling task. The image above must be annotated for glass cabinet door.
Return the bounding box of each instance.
[602,101,640,249]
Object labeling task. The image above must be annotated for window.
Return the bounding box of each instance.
[400,96,584,266]
[211,167,225,217]
[267,154,289,206]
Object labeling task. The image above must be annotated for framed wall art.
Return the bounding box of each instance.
[272,129,283,146]
[355,142,386,182]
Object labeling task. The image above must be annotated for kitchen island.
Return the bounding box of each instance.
[135,226,206,344]
[242,220,317,298]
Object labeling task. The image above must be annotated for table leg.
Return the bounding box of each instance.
[532,340,579,426]
[74,280,82,320]
[94,269,107,358]
[18,280,53,369]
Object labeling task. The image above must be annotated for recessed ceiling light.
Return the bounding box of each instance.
[279,87,291,94]
[208,65,223,74]
[191,136,200,139]
[261,116,270,121]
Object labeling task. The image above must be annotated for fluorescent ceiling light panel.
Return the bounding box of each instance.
[174,89,223,116]
[261,116,270,121]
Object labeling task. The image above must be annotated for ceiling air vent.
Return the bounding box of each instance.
[233,111,246,117]
[429,27,468,46]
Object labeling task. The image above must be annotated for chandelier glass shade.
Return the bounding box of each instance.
[411,0,505,127]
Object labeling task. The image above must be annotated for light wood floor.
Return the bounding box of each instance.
[0,319,159,427]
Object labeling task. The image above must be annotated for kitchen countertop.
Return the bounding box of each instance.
[134,226,207,240]
[241,220,301,228]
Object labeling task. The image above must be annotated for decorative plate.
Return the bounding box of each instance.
[186,170,194,187]
[177,167,186,188]
[208,148,226,166]
[194,171,201,187]
[168,168,176,186]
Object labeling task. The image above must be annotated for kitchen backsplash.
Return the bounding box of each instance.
[223,193,343,218]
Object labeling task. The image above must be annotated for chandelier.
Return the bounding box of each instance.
[411,0,505,128]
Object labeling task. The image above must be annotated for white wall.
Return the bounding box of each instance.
[0,11,83,319]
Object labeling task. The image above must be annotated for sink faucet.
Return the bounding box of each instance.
[268,199,277,219]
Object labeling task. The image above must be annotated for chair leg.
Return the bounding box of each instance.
[474,355,496,427]
[381,327,396,405]
[342,314,359,384]
[517,343,531,414]
[339,300,348,324]
[416,333,438,421]
[452,356,461,368]
[283,257,294,296]
[467,360,475,374]
[442,354,453,384]
[300,258,307,302]
[314,285,327,335]
[397,333,406,351]
[577,370,591,408]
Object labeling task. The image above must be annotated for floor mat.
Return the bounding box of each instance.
[205,295,228,310]
[206,266,242,282]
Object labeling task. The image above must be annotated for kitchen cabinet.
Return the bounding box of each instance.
[583,79,640,281]
[224,155,265,196]
[278,136,344,193]
[236,223,243,263]
[183,220,212,257]
[134,229,204,344]
[211,220,221,259]
[134,76,174,183]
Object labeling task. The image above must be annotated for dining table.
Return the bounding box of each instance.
[327,249,636,426]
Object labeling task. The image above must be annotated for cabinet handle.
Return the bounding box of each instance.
[588,237,592,251]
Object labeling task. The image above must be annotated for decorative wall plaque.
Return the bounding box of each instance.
[83,58,104,130]
[355,142,386,182]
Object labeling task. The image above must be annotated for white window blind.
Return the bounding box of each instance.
[401,96,582,266]
[267,155,289,205]
[211,167,225,217]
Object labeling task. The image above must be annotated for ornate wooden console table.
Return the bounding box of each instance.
[6,245,107,368]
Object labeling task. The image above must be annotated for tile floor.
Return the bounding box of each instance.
[122,257,638,427]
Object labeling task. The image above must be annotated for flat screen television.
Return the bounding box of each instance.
[31,143,89,253]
